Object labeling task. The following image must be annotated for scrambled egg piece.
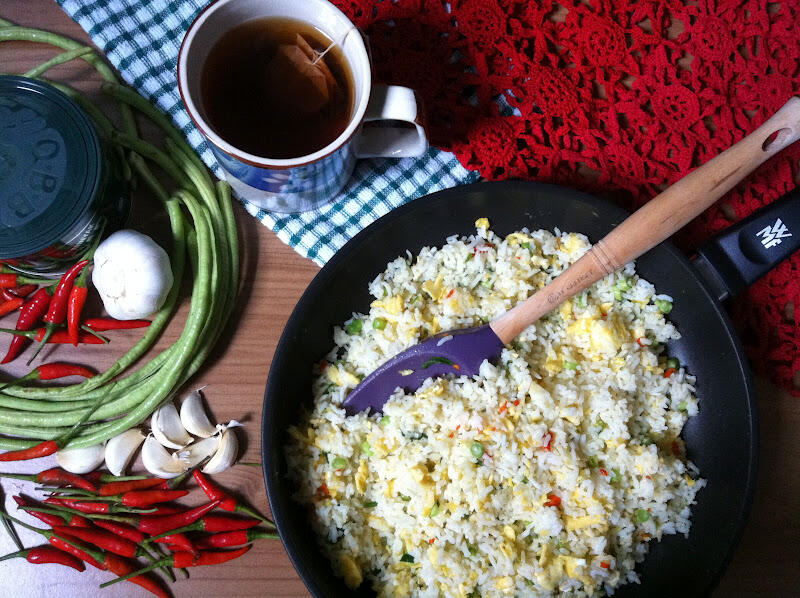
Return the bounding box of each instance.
[537,546,594,592]
[422,274,447,301]
[567,315,627,356]
[475,217,490,229]
[564,514,605,531]
[339,554,362,589]
[371,295,404,315]
[562,233,587,256]
[506,232,533,246]
[326,366,360,387]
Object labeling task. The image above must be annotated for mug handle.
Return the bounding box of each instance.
[353,84,428,158]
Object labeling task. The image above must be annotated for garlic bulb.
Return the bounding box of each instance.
[151,402,193,449]
[202,427,239,474]
[92,230,173,320]
[56,443,105,474]
[180,390,216,438]
[174,436,219,469]
[141,434,187,478]
[105,428,145,476]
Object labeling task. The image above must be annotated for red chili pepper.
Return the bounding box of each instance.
[120,489,188,507]
[55,490,188,509]
[135,500,221,536]
[93,520,146,544]
[0,297,23,317]
[201,514,261,532]
[6,363,95,388]
[600,468,609,476]
[48,535,103,569]
[9,285,37,298]
[1,289,15,302]
[102,552,170,597]
[541,430,554,452]
[142,513,259,547]
[194,528,277,549]
[0,274,18,289]
[0,467,96,492]
[21,505,92,528]
[44,497,153,514]
[0,440,59,462]
[636,337,645,347]
[544,492,561,508]
[600,561,610,569]
[498,401,508,414]
[38,467,96,491]
[98,478,163,496]
[446,289,455,299]
[67,290,88,346]
[0,509,168,596]
[664,368,677,378]
[0,545,85,571]
[102,546,251,589]
[1,288,51,364]
[28,545,87,570]
[193,470,236,511]
[155,532,196,554]
[54,525,139,558]
[0,326,106,345]
[28,259,88,364]
[83,318,151,331]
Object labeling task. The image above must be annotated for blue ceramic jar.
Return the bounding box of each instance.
[0,75,129,275]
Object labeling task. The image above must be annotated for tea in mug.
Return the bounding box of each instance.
[200,17,355,159]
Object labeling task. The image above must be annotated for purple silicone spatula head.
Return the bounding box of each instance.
[341,324,505,415]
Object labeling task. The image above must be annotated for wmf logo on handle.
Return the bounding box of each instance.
[756,218,792,249]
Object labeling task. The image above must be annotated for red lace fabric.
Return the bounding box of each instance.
[332,0,800,395]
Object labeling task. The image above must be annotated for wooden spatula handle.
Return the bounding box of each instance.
[491,97,800,344]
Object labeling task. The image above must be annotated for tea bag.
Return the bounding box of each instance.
[264,33,338,114]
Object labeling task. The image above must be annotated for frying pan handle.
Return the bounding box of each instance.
[491,97,800,344]
[693,189,800,301]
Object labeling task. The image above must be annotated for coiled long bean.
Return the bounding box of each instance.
[0,22,239,450]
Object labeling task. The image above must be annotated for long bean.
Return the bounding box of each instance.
[0,27,137,136]
[67,193,214,448]
[0,27,237,450]
[24,46,95,78]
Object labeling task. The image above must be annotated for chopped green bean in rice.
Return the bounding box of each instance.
[287,221,704,597]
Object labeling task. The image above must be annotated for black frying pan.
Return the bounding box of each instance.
[263,180,799,597]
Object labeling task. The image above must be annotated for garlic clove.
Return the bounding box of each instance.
[202,426,239,474]
[56,443,106,474]
[173,435,220,469]
[104,428,145,476]
[151,402,193,449]
[141,434,187,478]
[179,390,217,438]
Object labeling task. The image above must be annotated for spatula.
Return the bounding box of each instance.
[342,97,800,415]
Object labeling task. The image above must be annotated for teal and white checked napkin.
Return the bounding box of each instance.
[55,0,479,265]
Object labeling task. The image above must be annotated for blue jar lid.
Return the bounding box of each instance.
[0,75,102,259]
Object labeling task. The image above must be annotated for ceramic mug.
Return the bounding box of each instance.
[178,0,428,213]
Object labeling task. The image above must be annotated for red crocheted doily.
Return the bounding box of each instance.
[332,0,800,396]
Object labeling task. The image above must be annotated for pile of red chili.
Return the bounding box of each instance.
[0,261,151,366]
[0,467,276,596]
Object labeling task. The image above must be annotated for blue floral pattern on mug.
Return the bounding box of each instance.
[210,140,355,212]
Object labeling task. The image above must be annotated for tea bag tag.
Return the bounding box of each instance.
[264,34,338,115]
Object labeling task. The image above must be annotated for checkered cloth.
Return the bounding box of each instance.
[55,0,479,265]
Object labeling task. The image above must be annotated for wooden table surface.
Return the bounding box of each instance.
[1,1,798,596]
